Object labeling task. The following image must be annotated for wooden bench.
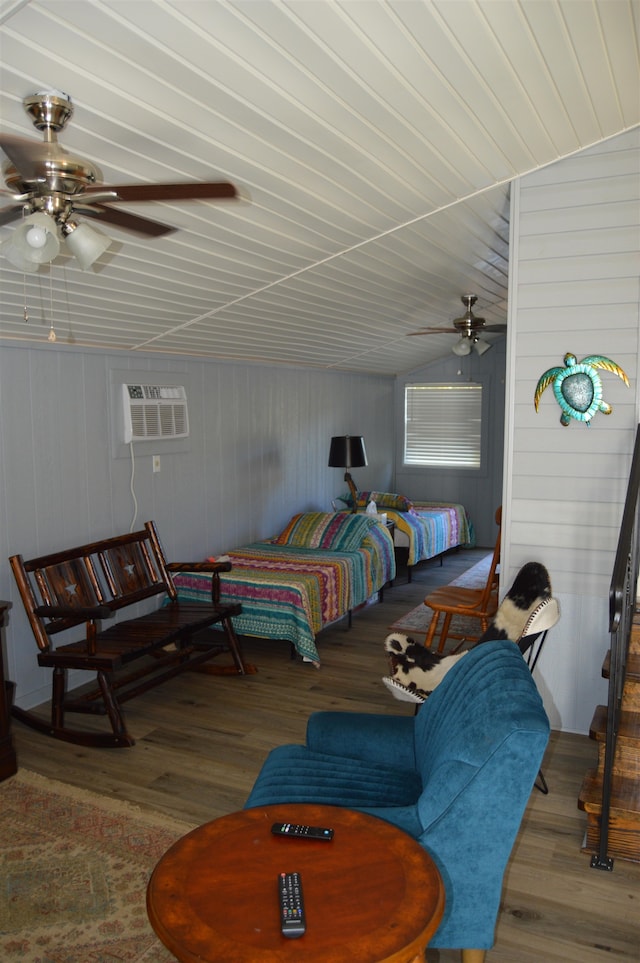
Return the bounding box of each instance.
[9,520,245,748]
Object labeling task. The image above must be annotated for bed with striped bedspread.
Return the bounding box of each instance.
[338,493,474,570]
[391,501,475,568]
[172,516,395,665]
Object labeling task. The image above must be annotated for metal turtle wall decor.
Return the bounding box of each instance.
[534,352,629,427]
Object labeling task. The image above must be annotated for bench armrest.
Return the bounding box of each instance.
[167,560,232,605]
[167,561,232,574]
[306,711,417,770]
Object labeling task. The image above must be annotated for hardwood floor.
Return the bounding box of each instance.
[10,549,640,962]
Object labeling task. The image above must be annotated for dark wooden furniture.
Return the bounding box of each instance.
[147,803,444,963]
[0,601,18,781]
[9,520,245,749]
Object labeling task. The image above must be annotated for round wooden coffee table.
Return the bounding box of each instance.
[147,803,445,963]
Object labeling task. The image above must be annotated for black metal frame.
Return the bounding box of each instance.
[593,423,640,871]
[521,626,552,794]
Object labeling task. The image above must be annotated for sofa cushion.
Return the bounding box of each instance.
[273,511,374,552]
[306,711,417,769]
[244,744,422,809]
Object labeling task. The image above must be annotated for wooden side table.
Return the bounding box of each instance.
[0,601,17,781]
[147,803,444,963]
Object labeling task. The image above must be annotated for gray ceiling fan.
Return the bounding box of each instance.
[0,90,238,270]
[409,294,507,356]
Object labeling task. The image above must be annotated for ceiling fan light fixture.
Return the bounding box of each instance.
[63,220,111,270]
[473,337,491,356]
[0,236,39,273]
[451,336,472,357]
[10,212,60,264]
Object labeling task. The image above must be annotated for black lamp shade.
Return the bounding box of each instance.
[328,435,367,469]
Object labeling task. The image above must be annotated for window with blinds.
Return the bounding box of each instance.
[404,383,482,468]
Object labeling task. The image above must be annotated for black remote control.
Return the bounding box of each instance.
[271,821,334,841]
[279,871,306,938]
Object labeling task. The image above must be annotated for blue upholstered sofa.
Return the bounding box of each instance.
[245,640,550,963]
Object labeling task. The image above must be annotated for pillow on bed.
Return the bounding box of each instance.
[274,512,375,552]
[339,490,414,512]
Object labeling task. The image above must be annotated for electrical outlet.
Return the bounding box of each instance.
[152,455,161,473]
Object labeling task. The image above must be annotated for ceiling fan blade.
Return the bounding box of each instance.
[0,133,54,180]
[84,181,237,202]
[407,327,459,336]
[0,204,25,227]
[408,296,506,338]
[79,203,175,237]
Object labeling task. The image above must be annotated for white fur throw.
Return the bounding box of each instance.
[383,561,553,699]
[384,632,467,700]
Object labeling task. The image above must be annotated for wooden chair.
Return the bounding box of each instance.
[423,506,501,652]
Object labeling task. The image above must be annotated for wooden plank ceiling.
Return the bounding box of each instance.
[0,0,638,374]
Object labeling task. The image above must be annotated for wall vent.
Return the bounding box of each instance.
[122,384,189,443]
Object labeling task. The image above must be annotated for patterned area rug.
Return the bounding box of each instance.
[388,553,492,638]
[0,769,196,962]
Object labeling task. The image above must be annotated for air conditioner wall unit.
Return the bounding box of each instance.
[122,384,189,443]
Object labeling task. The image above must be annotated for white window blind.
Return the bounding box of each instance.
[404,383,482,468]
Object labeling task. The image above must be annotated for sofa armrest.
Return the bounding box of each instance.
[306,711,417,770]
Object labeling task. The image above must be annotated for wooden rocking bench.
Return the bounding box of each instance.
[9,520,246,748]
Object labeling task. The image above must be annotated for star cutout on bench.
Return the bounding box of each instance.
[65,582,78,597]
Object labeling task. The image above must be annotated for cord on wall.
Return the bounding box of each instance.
[128,440,138,533]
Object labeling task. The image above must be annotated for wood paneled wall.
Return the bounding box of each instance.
[0,346,393,709]
[503,127,640,732]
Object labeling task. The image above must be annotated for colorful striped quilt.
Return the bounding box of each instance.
[387,501,475,567]
[173,524,395,664]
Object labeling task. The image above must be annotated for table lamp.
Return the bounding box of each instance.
[328,435,367,512]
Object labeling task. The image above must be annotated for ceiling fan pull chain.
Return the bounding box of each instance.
[47,267,56,342]
[23,268,29,322]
